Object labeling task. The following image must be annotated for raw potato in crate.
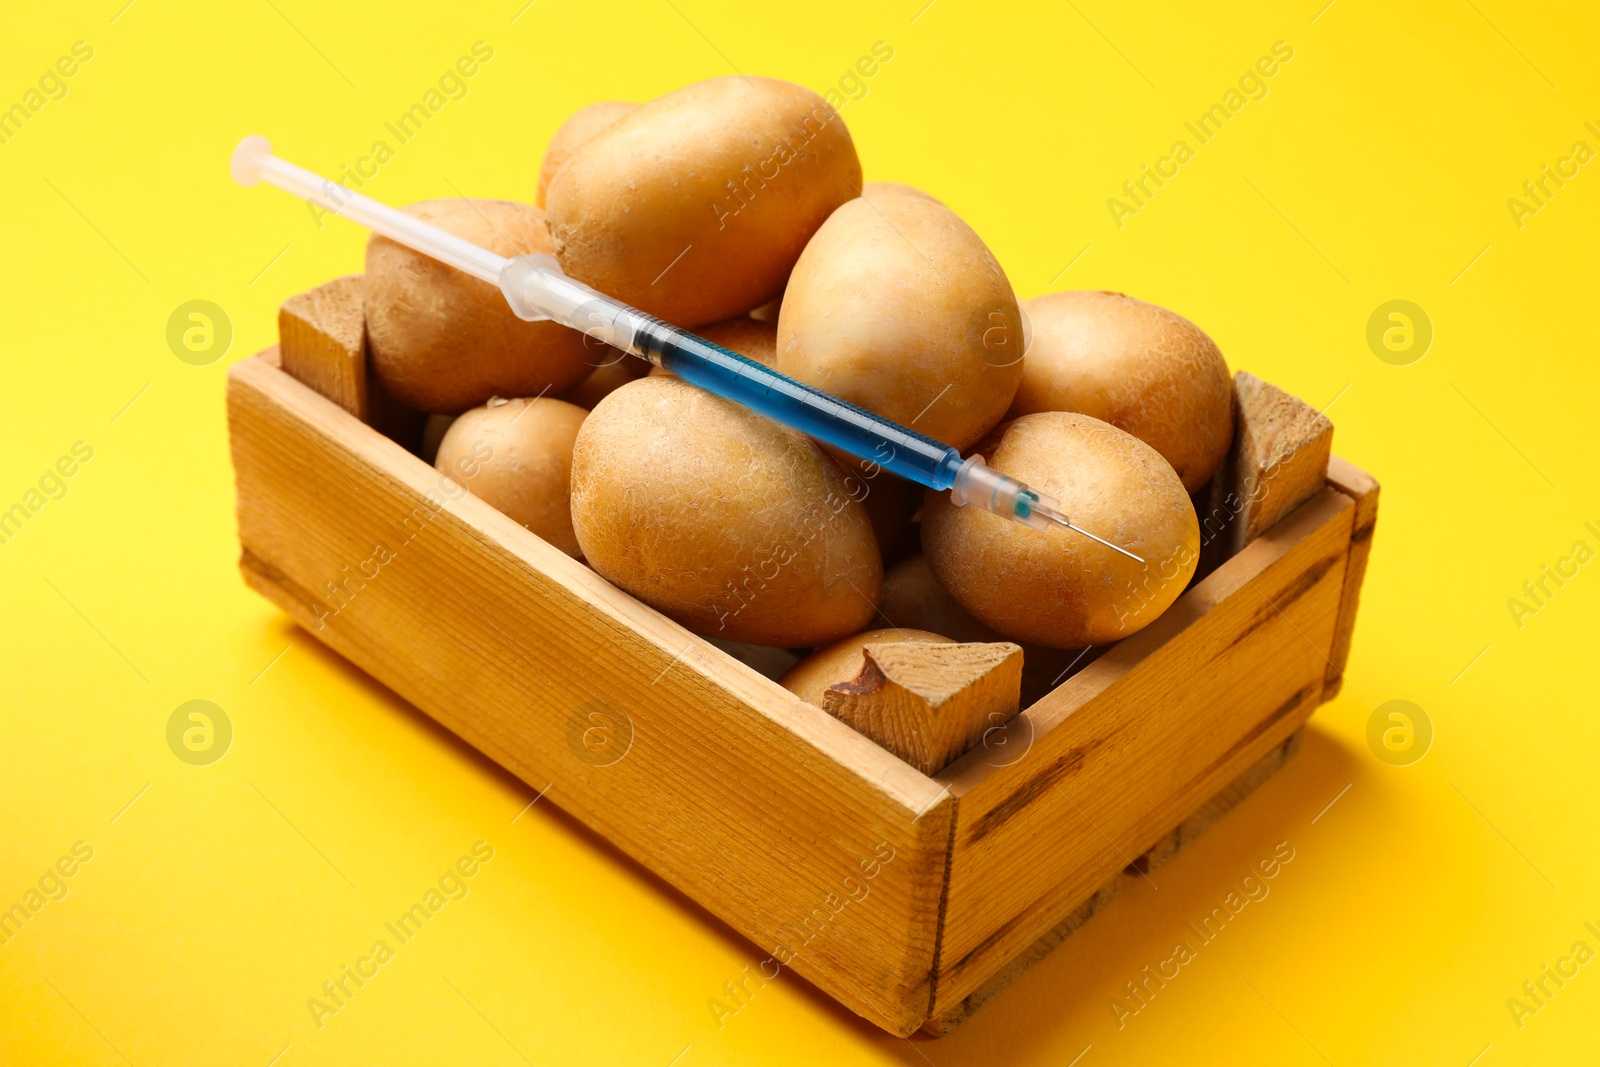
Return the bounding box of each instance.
[646,307,921,560]
[776,188,1025,453]
[696,316,779,366]
[569,376,881,647]
[364,198,592,414]
[923,412,1200,647]
[435,397,587,559]
[1008,290,1234,494]
[535,100,637,208]
[546,76,862,326]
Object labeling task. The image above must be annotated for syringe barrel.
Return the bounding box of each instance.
[652,329,964,491]
[498,254,964,490]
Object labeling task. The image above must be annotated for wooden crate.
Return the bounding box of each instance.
[227,342,1376,1036]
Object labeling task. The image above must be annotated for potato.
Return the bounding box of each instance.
[643,312,911,558]
[571,377,881,646]
[563,352,648,408]
[536,101,637,208]
[876,555,1002,642]
[1006,291,1234,494]
[923,413,1199,647]
[698,316,779,364]
[365,199,591,414]
[436,397,588,558]
[779,628,952,708]
[776,191,1024,452]
[547,76,861,326]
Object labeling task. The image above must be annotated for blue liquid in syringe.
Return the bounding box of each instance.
[633,316,966,491]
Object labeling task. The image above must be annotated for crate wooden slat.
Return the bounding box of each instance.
[1323,455,1380,697]
[924,724,1306,1034]
[227,348,1378,1036]
[1134,724,1306,875]
[278,275,369,423]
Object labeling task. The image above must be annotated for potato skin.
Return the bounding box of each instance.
[364,199,591,414]
[697,316,778,364]
[571,377,881,646]
[1007,291,1234,494]
[646,310,913,558]
[779,628,952,708]
[776,193,1024,452]
[546,76,862,326]
[562,352,648,409]
[923,413,1199,647]
[536,101,637,208]
[436,397,588,558]
[876,555,1002,643]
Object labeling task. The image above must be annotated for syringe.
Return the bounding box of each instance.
[230,136,1141,561]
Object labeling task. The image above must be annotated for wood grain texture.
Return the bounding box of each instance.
[1133,726,1305,873]
[822,641,1023,775]
[1220,371,1334,556]
[925,724,1307,1034]
[278,275,370,423]
[928,487,1352,1015]
[1323,455,1380,698]
[227,354,952,1035]
[923,877,1120,1035]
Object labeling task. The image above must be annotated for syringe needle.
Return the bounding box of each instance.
[1034,503,1145,563]
[1065,522,1146,564]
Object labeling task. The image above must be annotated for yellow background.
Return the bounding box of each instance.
[3,0,1597,1063]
